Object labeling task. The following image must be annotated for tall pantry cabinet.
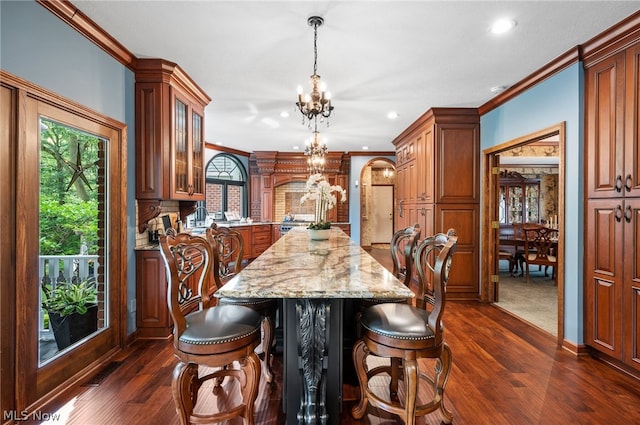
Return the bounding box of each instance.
[393,108,480,299]
[585,39,640,374]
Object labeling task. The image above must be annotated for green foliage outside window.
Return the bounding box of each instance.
[39,119,101,256]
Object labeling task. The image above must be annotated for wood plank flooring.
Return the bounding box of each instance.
[39,249,640,425]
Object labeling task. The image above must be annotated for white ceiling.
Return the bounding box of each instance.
[73,1,639,154]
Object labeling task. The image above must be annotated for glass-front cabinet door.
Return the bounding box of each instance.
[499,171,540,225]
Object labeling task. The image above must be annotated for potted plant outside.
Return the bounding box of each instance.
[42,279,98,351]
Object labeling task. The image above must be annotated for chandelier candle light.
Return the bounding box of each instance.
[300,173,347,235]
[305,118,328,174]
[296,16,334,128]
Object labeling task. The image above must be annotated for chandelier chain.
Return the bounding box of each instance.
[313,20,318,76]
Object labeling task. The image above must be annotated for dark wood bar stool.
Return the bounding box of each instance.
[356,224,421,337]
[206,225,278,383]
[158,233,262,425]
[352,230,458,425]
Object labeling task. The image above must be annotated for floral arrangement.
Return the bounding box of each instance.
[300,173,347,230]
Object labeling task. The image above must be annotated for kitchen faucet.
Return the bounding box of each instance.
[192,205,210,227]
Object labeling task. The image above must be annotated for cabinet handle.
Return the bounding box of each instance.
[625,174,633,192]
[615,175,623,192]
[420,207,426,217]
[420,192,426,201]
[398,199,404,218]
[615,204,623,222]
[624,204,632,223]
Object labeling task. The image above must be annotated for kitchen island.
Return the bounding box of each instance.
[216,226,412,425]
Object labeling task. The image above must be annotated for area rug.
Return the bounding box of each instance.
[495,267,557,336]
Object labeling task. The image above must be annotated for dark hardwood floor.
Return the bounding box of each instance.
[39,248,640,424]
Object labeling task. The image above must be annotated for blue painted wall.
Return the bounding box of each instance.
[1,1,138,334]
[481,63,584,344]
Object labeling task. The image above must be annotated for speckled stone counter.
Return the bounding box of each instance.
[216,226,413,299]
[216,226,412,425]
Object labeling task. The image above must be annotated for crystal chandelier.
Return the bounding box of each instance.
[305,119,328,174]
[296,16,334,128]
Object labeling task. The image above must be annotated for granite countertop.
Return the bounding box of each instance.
[135,221,351,250]
[215,227,413,299]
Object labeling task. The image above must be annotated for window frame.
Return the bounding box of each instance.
[204,153,248,220]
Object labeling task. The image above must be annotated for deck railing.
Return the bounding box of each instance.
[39,255,98,337]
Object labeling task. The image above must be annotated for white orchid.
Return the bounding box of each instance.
[300,173,347,228]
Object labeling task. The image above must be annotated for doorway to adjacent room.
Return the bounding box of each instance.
[359,158,396,248]
[482,123,565,342]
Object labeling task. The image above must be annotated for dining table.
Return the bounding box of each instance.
[499,225,559,276]
[215,226,414,425]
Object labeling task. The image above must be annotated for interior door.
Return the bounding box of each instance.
[371,185,394,244]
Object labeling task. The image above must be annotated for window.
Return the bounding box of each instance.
[39,118,107,365]
[196,154,247,223]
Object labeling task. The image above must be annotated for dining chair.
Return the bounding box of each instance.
[206,224,278,383]
[511,223,545,276]
[352,229,458,425]
[523,226,558,284]
[355,224,421,337]
[158,232,262,425]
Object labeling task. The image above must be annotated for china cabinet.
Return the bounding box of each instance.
[393,107,479,299]
[584,37,640,374]
[499,171,540,225]
[135,58,211,231]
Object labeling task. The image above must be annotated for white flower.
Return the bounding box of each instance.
[300,174,347,222]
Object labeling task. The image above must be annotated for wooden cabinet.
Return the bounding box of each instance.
[135,250,171,338]
[586,45,640,199]
[251,224,272,258]
[499,171,540,225]
[135,59,211,229]
[585,197,640,370]
[333,223,351,236]
[393,108,479,299]
[585,39,640,373]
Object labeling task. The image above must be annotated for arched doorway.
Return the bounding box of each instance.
[359,158,396,248]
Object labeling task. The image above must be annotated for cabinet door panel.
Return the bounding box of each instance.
[136,251,171,338]
[422,127,434,203]
[585,199,623,359]
[135,82,165,199]
[436,124,479,203]
[586,52,625,199]
[625,43,640,197]
[407,160,417,203]
[435,204,479,297]
[191,110,204,197]
[172,93,190,197]
[623,198,640,370]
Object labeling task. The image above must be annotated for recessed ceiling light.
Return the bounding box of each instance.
[280,111,289,118]
[293,146,299,150]
[362,146,369,150]
[387,111,399,120]
[490,18,517,34]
